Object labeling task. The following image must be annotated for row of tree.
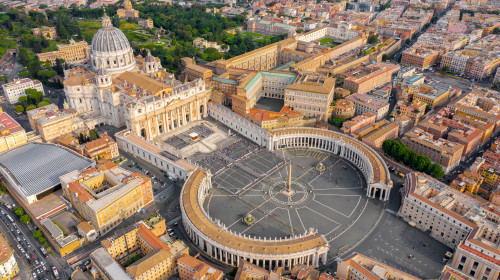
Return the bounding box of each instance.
[13,206,31,224]
[382,139,445,179]
[15,89,52,113]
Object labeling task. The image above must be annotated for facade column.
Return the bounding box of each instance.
[164,112,169,132]
[155,115,160,136]
[147,118,153,140]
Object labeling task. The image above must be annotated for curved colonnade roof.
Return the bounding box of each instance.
[182,169,328,255]
[271,127,389,185]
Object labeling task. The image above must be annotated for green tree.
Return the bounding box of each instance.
[430,163,444,179]
[26,105,36,111]
[13,206,24,217]
[0,75,8,83]
[492,27,499,34]
[368,34,378,44]
[37,101,50,108]
[405,38,411,45]
[33,230,43,239]
[54,59,65,75]
[382,54,390,61]
[112,16,121,28]
[442,66,450,73]
[18,95,28,107]
[15,105,24,113]
[330,117,346,127]
[89,129,98,140]
[18,71,30,78]
[43,98,51,104]
[38,237,47,244]
[20,215,31,224]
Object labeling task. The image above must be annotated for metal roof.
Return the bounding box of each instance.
[0,143,94,198]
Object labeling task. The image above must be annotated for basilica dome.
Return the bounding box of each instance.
[90,13,136,75]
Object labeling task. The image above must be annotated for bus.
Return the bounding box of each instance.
[5,215,13,223]
[52,267,60,279]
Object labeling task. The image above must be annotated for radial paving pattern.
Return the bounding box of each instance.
[204,148,385,255]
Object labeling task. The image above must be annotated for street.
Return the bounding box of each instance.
[0,204,62,280]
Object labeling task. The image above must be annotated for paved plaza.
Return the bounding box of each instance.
[201,145,386,256]
[164,124,215,149]
[186,130,450,279]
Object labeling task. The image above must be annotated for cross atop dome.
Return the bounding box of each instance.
[102,9,112,28]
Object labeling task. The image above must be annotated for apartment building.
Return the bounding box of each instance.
[452,114,495,144]
[341,112,376,134]
[284,73,335,121]
[401,47,439,70]
[247,106,305,130]
[397,100,427,121]
[82,132,119,160]
[2,78,44,104]
[37,39,90,66]
[27,105,84,143]
[60,161,154,234]
[451,206,500,279]
[402,128,464,173]
[359,121,399,148]
[99,214,188,280]
[412,82,460,109]
[449,87,500,132]
[399,172,482,247]
[418,115,483,158]
[0,112,28,153]
[345,93,390,121]
[178,255,223,280]
[342,62,400,94]
[0,233,19,280]
[450,170,483,194]
[337,252,421,280]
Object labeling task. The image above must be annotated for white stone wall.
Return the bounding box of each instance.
[207,103,270,147]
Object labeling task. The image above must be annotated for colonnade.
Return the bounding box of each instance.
[180,170,329,272]
[183,222,327,270]
[268,128,392,201]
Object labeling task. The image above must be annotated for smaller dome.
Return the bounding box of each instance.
[97,68,109,76]
[145,51,155,63]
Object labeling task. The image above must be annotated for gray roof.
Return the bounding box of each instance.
[91,248,132,280]
[0,143,94,197]
[91,26,131,53]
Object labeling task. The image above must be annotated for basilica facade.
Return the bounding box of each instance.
[63,13,210,140]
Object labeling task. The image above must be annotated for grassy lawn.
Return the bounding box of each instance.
[244,31,263,37]
[78,20,101,29]
[125,31,151,43]
[119,21,140,31]
[320,38,334,43]
[264,35,272,39]
[137,41,168,49]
